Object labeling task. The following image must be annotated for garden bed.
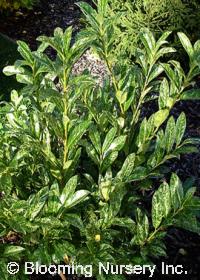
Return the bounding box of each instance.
[0,0,89,49]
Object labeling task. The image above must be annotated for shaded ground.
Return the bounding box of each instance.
[0,1,200,279]
[0,0,88,50]
[0,33,21,100]
[170,100,200,191]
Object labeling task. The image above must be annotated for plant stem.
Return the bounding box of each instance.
[63,70,69,165]
[100,27,125,118]
[147,227,162,243]
[128,63,154,151]
[147,204,185,244]
[106,57,125,117]
[59,271,67,280]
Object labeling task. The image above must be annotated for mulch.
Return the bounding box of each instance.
[0,0,90,50]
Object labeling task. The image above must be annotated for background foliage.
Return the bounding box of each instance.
[0,0,38,10]
[107,0,200,60]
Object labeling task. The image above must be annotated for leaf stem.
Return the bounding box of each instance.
[63,70,69,165]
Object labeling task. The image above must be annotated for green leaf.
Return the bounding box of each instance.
[165,116,176,153]
[112,217,135,232]
[109,183,127,217]
[102,127,117,154]
[184,187,197,206]
[77,2,99,30]
[174,211,200,234]
[104,135,126,157]
[156,47,176,60]
[64,190,90,209]
[153,109,169,128]
[33,51,55,73]
[0,261,9,280]
[63,27,73,56]
[181,138,200,145]
[176,112,186,146]
[30,112,40,138]
[68,120,91,150]
[148,241,167,258]
[60,176,78,204]
[152,182,171,229]
[127,167,148,182]
[101,151,118,172]
[4,246,25,257]
[170,173,184,211]
[16,73,33,84]
[169,60,186,80]
[17,40,33,64]
[140,29,156,55]
[156,31,172,49]
[174,145,198,155]
[178,32,194,59]
[37,217,63,228]
[116,90,127,105]
[26,187,49,221]
[100,179,112,202]
[41,146,60,169]
[0,174,13,195]
[137,118,147,148]
[53,241,75,262]
[98,0,109,15]
[116,153,136,180]
[180,89,200,100]
[3,65,23,76]
[133,208,149,245]
[89,126,101,154]
[86,143,100,165]
[158,78,169,109]
[31,244,51,264]
[148,64,164,83]
[64,213,84,230]
[48,182,61,214]
[160,63,179,89]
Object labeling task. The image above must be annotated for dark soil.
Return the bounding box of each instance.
[0,0,92,50]
[0,1,200,279]
[170,100,200,191]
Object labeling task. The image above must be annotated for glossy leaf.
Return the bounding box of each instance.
[178,32,194,59]
[48,182,62,214]
[180,89,200,100]
[64,190,90,209]
[101,151,118,172]
[170,173,184,211]
[152,182,171,229]
[17,41,33,64]
[176,112,186,146]
[89,126,101,154]
[26,187,49,221]
[153,109,169,128]
[158,78,169,109]
[116,153,136,180]
[68,120,91,150]
[103,135,126,157]
[165,116,176,153]
[102,127,117,154]
[60,176,78,204]
[4,246,25,257]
